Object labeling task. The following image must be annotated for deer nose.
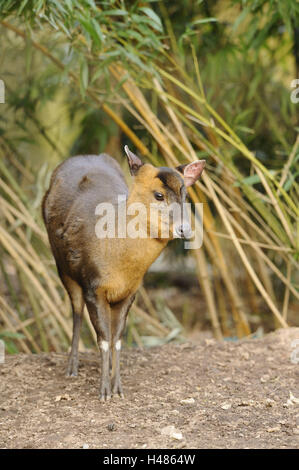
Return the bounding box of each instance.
[175,223,192,239]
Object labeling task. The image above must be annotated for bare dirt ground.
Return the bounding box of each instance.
[0,327,298,449]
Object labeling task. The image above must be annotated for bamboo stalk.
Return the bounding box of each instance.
[139,285,159,320]
[0,296,39,353]
[1,203,65,309]
[130,325,144,349]
[0,137,34,183]
[214,274,230,337]
[223,203,299,301]
[209,178,299,286]
[279,135,299,191]
[0,255,21,316]
[0,181,47,241]
[9,308,60,352]
[282,261,291,321]
[0,225,73,340]
[0,307,31,353]
[202,230,251,337]
[19,271,49,352]
[254,249,277,304]
[131,305,169,336]
[154,78,198,159]
[189,185,251,336]
[39,299,65,351]
[194,248,223,340]
[111,66,177,166]
[255,167,295,246]
[204,230,294,252]
[1,203,65,310]
[203,173,288,328]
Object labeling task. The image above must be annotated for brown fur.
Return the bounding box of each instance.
[43,152,204,400]
[42,154,180,399]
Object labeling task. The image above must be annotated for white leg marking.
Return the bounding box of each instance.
[101,340,109,352]
[115,340,121,351]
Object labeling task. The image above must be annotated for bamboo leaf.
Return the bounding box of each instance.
[139,7,163,32]
[191,17,218,25]
[234,171,276,187]
[80,60,89,98]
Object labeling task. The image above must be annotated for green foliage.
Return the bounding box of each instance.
[0,331,25,354]
[231,0,299,44]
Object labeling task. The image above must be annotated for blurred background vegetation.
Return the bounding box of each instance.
[0,0,298,353]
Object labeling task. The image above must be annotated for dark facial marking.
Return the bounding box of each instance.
[156,168,184,201]
[180,184,187,202]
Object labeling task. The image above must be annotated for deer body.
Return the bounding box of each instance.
[43,148,205,400]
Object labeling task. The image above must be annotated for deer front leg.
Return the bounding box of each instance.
[111,339,123,398]
[110,294,135,398]
[85,289,112,401]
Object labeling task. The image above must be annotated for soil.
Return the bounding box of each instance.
[0,327,298,449]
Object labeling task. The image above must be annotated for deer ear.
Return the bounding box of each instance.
[124,145,144,176]
[176,160,206,187]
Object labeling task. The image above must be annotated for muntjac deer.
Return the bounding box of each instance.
[42,146,205,401]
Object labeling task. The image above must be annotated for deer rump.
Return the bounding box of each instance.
[42,154,128,280]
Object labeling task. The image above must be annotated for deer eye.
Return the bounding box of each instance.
[154,191,164,201]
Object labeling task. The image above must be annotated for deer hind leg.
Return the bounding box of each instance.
[110,294,136,398]
[60,274,84,377]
